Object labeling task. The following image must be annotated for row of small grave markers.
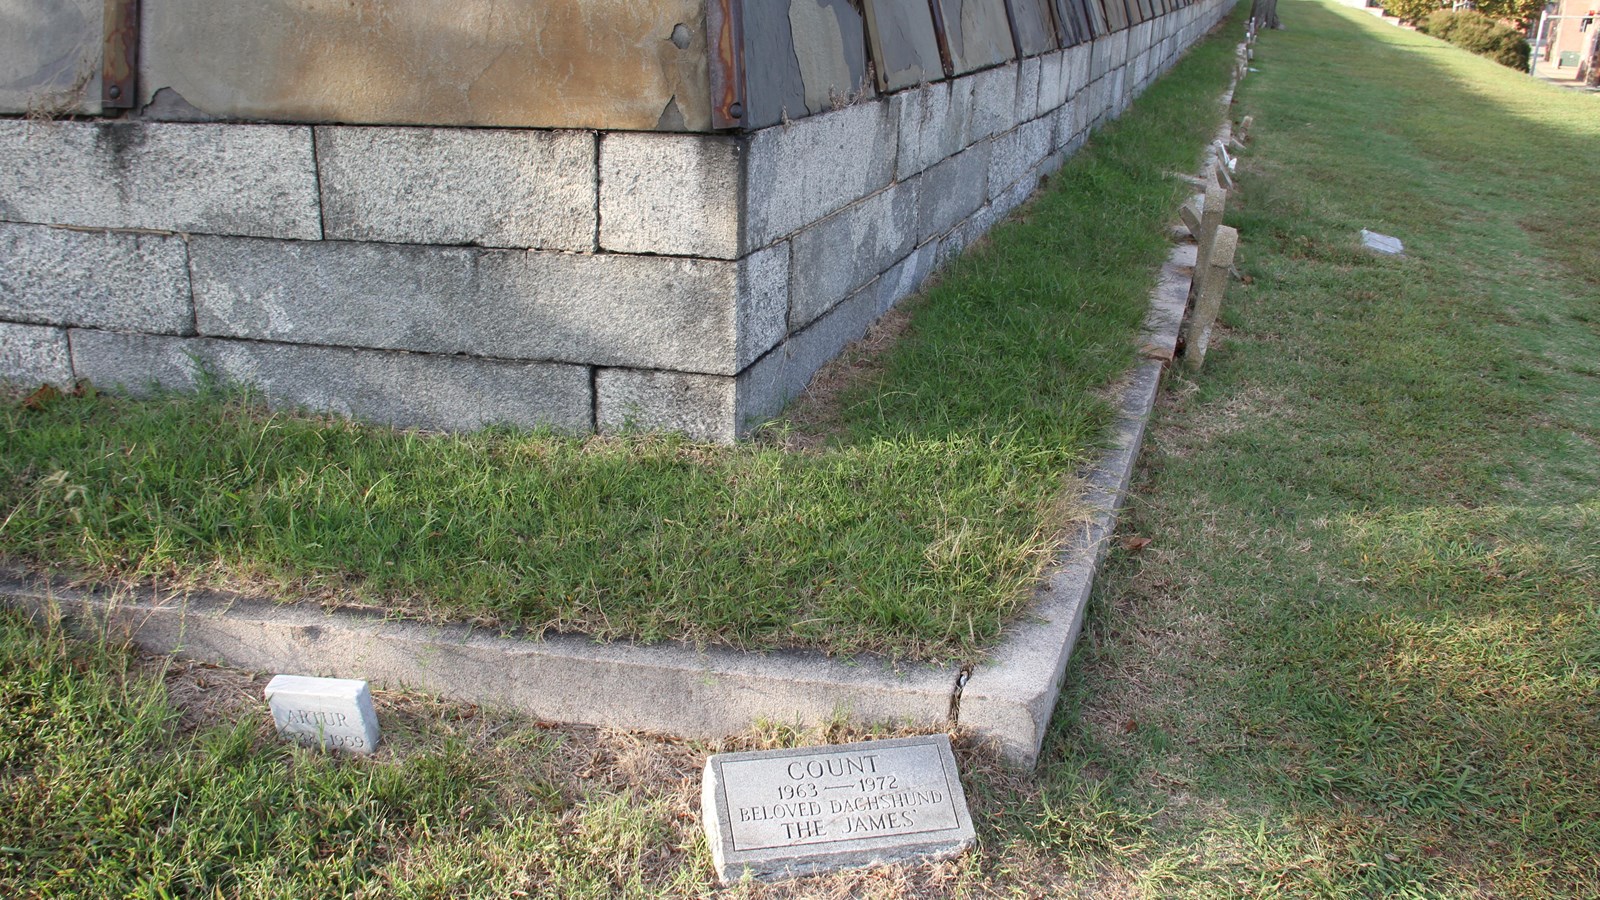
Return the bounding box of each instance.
[1238,21,1259,81]
[1174,109,1253,373]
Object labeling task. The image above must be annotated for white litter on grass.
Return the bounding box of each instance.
[1361,229,1405,255]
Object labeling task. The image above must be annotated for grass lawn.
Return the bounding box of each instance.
[6,1,1599,896]
[0,23,1242,663]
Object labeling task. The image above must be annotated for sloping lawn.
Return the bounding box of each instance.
[10,3,1599,897]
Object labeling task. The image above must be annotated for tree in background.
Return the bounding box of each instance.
[1472,0,1545,29]
[1383,0,1447,24]
[1384,0,1543,28]
[1251,0,1282,29]
[1417,9,1533,69]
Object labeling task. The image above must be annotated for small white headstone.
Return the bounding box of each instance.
[265,675,381,754]
[701,734,975,883]
[1360,228,1405,255]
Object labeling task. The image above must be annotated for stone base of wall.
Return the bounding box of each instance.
[1,0,1234,442]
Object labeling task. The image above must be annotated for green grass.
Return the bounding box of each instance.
[1026,1,1600,894]
[0,607,712,899]
[16,3,1600,896]
[0,26,1243,663]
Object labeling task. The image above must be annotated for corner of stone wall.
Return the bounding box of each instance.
[2,0,1238,443]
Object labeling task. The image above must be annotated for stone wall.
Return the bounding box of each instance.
[1,0,1235,442]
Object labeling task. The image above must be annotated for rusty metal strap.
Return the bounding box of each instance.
[102,0,139,109]
[707,0,747,130]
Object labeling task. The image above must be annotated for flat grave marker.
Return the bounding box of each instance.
[265,674,381,754]
[1360,228,1405,256]
[701,734,975,882]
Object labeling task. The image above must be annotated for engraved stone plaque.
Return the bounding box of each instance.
[264,674,381,755]
[701,734,975,882]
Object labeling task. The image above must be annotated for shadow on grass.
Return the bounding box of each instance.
[1016,1,1600,895]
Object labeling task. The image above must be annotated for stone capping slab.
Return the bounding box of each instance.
[702,734,975,882]
[0,574,959,739]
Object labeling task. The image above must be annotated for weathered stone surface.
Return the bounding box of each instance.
[1015,56,1043,123]
[948,195,1005,257]
[1130,51,1151,96]
[1103,0,1130,33]
[1110,66,1130,117]
[936,0,1017,74]
[864,0,945,92]
[0,0,101,116]
[988,117,1053,195]
[0,121,319,239]
[1084,77,1109,130]
[788,182,919,329]
[68,330,594,432]
[894,80,973,179]
[265,675,380,755]
[138,0,712,131]
[597,368,737,443]
[1089,36,1113,82]
[1133,19,1155,52]
[1010,0,1062,57]
[860,241,938,320]
[1112,27,1133,69]
[745,103,898,247]
[1053,0,1095,46]
[917,143,990,242]
[600,133,742,260]
[967,64,1018,141]
[1036,52,1063,115]
[1082,0,1111,39]
[318,127,595,251]
[739,280,878,425]
[993,170,1038,221]
[1065,43,1092,94]
[702,735,975,882]
[736,243,795,370]
[742,0,873,129]
[738,239,932,428]
[0,224,192,333]
[0,322,71,387]
[1053,100,1080,152]
[190,237,785,376]
[1036,149,1066,181]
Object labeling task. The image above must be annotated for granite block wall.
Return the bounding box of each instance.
[1,0,1235,442]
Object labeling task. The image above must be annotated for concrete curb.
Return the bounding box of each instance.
[957,243,1194,766]
[958,57,1244,766]
[0,575,960,737]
